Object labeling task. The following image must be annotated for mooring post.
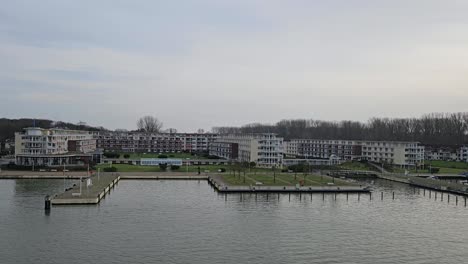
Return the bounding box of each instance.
[44,195,51,211]
[346,192,349,201]
[289,192,291,202]
[456,196,458,205]
[334,193,337,201]
[429,190,431,198]
[448,195,450,203]
[358,193,361,201]
[240,193,242,202]
[381,192,383,200]
[464,197,466,207]
[322,193,325,201]
[392,192,395,200]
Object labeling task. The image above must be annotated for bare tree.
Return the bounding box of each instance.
[137,116,163,133]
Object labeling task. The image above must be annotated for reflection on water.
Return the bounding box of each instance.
[1,179,467,264]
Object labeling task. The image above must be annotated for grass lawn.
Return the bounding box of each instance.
[220,173,353,186]
[338,161,377,171]
[425,160,468,170]
[97,163,236,173]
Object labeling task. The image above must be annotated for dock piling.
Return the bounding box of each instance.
[392,192,395,200]
[44,195,51,211]
[322,193,325,201]
[346,192,349,201]
[456,196,458,205]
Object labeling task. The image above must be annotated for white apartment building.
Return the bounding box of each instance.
[460,146,468,163]
[15,127,96,166]
[210,133,283,167]
[284,139,424,166]
[284,139,362,160]
[361,141,424,166]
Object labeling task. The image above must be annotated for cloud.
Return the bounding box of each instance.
[0,0,468,130]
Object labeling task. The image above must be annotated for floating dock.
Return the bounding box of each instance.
[51,174,120,205]
[207,176,370,193]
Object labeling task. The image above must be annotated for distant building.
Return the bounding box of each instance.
[459,146,468,163]
[96,132,217,153]
[424,146,459,161]
[15,127,97,166]
[209,133,283,167]
[284,139,424,166]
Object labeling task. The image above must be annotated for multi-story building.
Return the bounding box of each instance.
[459,146,468,163]
[361,141,424,166]
[284,139,424,166]
[96,131,217,153]
[425,146,459,161]
[208,142,238,160]
[15,127,97,166]
[285,139,362,160]
[209,133,283,167]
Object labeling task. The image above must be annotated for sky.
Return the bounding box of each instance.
[1,0,468,132]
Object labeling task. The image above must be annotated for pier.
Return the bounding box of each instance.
[51,174,120,205]
[208,176,370,193]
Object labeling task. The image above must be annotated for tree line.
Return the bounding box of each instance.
[212,113,468,146]
[0,118,105,142]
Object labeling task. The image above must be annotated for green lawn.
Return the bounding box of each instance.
[338,161,377,171]
[97,163,234,173]
[425,160,468,170]
[220,173,353,186]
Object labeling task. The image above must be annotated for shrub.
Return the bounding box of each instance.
[170,165,180,170]
[429,167,440,174]
[103,166,118,172]
[103,152,120,159]
[158,154,168,159]
[218,168,226,172]
[123,154,130,159]
[159,163,168,171]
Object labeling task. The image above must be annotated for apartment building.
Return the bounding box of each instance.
[208,142,238,160]
[284,139,424,166]
[15,127,97,166]
[459,146,468,162]
[361,141,424,166]
[96,132,217,153]
[424,146,459,161]
[284,139,362,160]
[209,133,283,167]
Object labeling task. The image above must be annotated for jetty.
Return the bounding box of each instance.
[208,176,370,193]
[51,174,120,205]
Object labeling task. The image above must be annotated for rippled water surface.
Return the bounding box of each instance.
[1,179,467,264]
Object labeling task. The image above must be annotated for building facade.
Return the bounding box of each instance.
[96,131,217,153]
[15,127,97,166]
[459,146,468,163]
[209,133,283,167]
[284,139,424,166]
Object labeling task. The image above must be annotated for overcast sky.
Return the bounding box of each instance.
[1,0,467,132]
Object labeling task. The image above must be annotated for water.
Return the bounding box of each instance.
[1,179,468,264]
